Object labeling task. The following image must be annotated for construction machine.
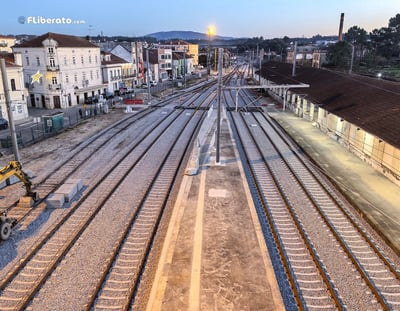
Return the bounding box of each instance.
[0,161,39,241]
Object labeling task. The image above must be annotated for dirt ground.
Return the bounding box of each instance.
[0,108,126,173]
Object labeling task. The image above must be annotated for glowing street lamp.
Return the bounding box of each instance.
[207,25,216,38]
[207,25,216,76]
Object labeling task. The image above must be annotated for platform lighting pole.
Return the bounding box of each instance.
[216,48,223,164]
[183,47,186,88]
[0,58,20,162]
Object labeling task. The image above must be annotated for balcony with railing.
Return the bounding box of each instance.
[48,84,61,90]
[46,65,60,71]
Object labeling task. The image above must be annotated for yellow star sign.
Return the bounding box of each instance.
[31,70,43,84]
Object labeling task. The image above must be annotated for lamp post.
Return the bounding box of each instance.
[216,48,223,164]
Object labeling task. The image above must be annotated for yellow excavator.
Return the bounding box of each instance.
[0,161,39,241]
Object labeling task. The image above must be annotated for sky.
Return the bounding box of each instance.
[1,0,399,39]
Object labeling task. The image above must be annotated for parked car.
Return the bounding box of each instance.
[84,97,97,104]
[102,92,114,99]
[141,83,148,89]
[150,80,157,87]
[0,117,8,130]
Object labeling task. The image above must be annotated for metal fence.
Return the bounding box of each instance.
[0,104,108,150]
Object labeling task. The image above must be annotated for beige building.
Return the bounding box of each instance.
[0,36,16,53]
[13,32,103,109]
[156,40,199,66]
[0,54,29,121]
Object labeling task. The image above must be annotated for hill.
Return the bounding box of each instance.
[145,30,236,41]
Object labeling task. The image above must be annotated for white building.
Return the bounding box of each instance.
[101,52,131,95]
[0,54,29,121]
[144,48,172,82]
[13,32,103,109]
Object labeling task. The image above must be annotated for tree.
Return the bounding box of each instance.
[344,26,369,64]
[370,27,397,60]
[326,41,352,68]
[389,13,400,57]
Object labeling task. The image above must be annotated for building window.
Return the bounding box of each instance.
[50,58,55,67]
[36,57,40,66]
[10,79,16,91]
[81,56,84,64]
[96,70,99,79]
[52,77,57,84]
[89,55,92,64]
[90,70,93,80]
[72,56,76,65]
[25,57,29,66]
[95,55,98,63]
[64,56,67,65]
[48,47,54,54]
[74,73,78,83]
[65,75,69,83]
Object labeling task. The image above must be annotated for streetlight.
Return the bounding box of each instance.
[207,25,216,77]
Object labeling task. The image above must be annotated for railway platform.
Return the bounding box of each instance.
[147,108,285,310]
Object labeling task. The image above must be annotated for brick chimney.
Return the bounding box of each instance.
[338,13,344,41]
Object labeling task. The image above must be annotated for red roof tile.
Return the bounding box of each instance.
[13,32,98,48]
[261,62,400,148]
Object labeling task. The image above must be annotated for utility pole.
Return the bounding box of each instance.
[292,41,297,77]
[0,58,20,162]
[145,47,151,104]
[349,43,355,74]
[183,47,186,88]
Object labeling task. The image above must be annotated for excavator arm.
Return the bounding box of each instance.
[0,161,38,200]
[0,161,39,241]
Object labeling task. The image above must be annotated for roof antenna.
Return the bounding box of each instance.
[88,25,94,42]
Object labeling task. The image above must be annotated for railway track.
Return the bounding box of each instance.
[0,82,218,310]
[225,81,400,310]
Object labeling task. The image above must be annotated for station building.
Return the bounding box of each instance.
[256,62,400,186]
